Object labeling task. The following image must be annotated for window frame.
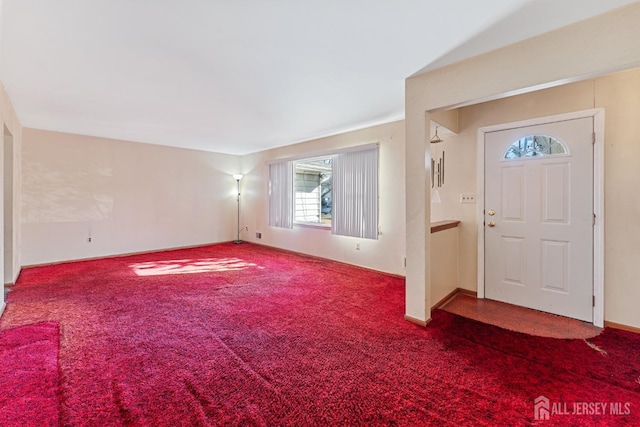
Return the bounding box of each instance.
[293,155,333,228]
[502,134,570,161]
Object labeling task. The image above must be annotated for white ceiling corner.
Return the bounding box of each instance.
[1,0,636,155]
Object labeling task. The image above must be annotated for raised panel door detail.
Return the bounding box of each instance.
[503,236,525,286]
[541,162,570,224]
[502,166,524,222]
[541,240,570,293]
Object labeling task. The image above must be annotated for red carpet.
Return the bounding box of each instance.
[1,242,640,426]
[0,322,59,426]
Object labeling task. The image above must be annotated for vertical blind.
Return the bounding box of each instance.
[331,147,379,240]
[268,161,294,229]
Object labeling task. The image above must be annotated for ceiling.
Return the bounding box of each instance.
[1,1,637,155]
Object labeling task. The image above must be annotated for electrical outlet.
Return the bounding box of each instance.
[245,226,248,231]
[460,194,476,204]
[256,232,262,239]
[356,243,360,250]
[87,237,92,243]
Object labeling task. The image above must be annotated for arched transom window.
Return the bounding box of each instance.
[503,135,568,160]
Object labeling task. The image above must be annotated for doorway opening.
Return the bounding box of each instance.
[476,109,605,327]
[4,125,14,286]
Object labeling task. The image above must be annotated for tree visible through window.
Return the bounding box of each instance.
[294,157,332,225]
[504,135,567,159]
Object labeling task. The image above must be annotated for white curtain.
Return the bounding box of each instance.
[332,147,378,239]
[268,161,294,229]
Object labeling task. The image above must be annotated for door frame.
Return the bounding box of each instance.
[476,109,605,327]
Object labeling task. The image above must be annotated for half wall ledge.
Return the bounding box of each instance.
[430,220,460,233]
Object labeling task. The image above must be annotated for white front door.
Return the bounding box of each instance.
[484,117,594,322]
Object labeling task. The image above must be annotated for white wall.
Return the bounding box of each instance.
[430,227,458,307]
[241,120,406,276]
[21,128,240,265]
[430,136,476,293]
[0,80,21,317]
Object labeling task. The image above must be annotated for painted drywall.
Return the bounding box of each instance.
[405,2,640,325]
[430,135,476,294]
[0,80,22,317]
[21,129,240,265]
[430,227,458,308]
[596,70,640,328]
[241,120,406,276]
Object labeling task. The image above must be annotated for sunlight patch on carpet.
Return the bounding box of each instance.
[130,257,260,276]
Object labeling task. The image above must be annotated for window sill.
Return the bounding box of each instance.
[294,222,331,230]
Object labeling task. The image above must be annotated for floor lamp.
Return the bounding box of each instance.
[233,174,243,244]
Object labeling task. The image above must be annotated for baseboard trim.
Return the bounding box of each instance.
[3,267,22,288]
[404,314,431,327]
[12,267,21,285]
[246,241,406,279]
[605,321,640,334]
[431,288,460,310]
[21,241,236,269]
[23,241,407,280]
[457,288,477,298]
[0,302,5,318]
[431,287,478,311]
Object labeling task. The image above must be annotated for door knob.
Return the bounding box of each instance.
[488,210,495,216]
[487,221,496,227]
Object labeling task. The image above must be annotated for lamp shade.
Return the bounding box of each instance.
[233,174,244,181]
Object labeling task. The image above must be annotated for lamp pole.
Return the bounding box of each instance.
[233,174,243,244]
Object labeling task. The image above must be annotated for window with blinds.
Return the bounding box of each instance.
[268,144,378,240]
